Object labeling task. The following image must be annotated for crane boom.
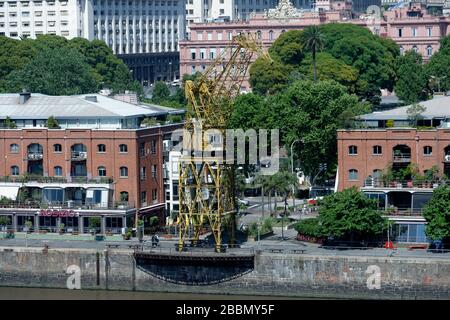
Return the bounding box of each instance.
[177,32,271,252]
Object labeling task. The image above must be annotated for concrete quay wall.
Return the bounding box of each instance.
[0,247,449,299]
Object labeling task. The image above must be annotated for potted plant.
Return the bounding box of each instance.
[0,216,10,237]
[88,217,101,235]
[123,230,132,240]
[59,223,65,235]
[24,220,33,234]
[137,219,145,242]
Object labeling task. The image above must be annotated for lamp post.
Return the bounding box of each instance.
[430,75,447,93]
[290,139,301,209]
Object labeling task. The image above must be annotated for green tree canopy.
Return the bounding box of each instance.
[230,80,369,178]
[250,24,398,103]
[394,50,429,104]
[151,81,171,104]
[318,187,387,239]
[422,186,450,240]
[5,47,99,95]
[0,35,140,96]
[425,35,450,93]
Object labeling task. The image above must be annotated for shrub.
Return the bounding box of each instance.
[294,218,323,238]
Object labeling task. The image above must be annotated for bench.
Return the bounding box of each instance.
[408,244,428,250]
[270,248,284,253]
[291,249,306,254]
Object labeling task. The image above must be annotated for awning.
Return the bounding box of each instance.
[0,186,20,200]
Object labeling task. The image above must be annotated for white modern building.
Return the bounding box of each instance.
[0,0,186,84]
[185,0,313,29]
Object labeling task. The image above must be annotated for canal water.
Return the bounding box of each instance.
[0,287,303,300]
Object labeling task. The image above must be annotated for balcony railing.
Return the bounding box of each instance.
[392,154,411,162]
[71,151,87,161]
[363,179,441,189]
[0,200,135,210]
[0,175,113,184]
[380,207,424,217]
[27,152,43,160]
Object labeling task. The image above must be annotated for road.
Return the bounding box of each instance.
[1,233,450,259]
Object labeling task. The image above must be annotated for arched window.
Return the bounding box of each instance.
[120,166,128,177]
[348,169,358,181]
[373,145,382,155]
[269,30,274,40]
[54,166,62,176]
[119,144,128,153]
[426,46,432,57]
[412,45,418,53]
[53,144,62,152]
[348,145,358,155]
[97,144,106,153]
[11,165,19,176]
[399,46,404,55]
[373,169,382,179]
[10,143,19,153]
[120,191,129,202]
[423,146,432,156]
[256,30,261,40]
[98,166,107,177]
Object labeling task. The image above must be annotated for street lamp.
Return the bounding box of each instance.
[429,75,447,93]
[290,139,302,209]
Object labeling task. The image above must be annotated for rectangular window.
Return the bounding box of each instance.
[152,189,157,203]
[48,11,55,16]
[197,32,203,40]
[151,140,157,154]
[217,32,222,41]
[152,165,157,178]
[412,27,417,37]
[140,192,147,206]
[140,167,146,180]
[398,28,402,38]
[427,27,432,37]
[35,21,43,26]
[35,11,42,16]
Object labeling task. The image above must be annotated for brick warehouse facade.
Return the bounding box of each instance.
[336,96,450,243]
[0,92,183,234]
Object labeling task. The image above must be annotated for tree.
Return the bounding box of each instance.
[425,35,450,93]
[249,58,290,96]
[294,217,322,238]
[0,35,140,97]
[5,47,99,95]
[249,24,398,103]
[406,103,426,126]
[318,187,387,240]
[395,50,429,104]
[299,52,358,93]
[0,216,11,230]
[422,186,450,240]
[4,116,17,129]
[301,26,324,82]
[45,116,60,129]
[151,81,171,103]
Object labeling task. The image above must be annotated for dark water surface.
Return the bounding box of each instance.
[0,287,305,300]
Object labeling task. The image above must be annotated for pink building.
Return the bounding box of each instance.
[179,0,450,91]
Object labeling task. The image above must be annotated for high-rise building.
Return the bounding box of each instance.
[0,0,186,84]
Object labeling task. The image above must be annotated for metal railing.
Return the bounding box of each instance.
[392,154,411,162]
[0,175,113,184]
[0,200,135,210]
[27,152,43,160]
[363,179,442,189]
[71,151,87,161]
[381,207,425,216]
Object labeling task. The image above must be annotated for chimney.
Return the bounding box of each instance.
[85,95,98,102]
[19,90,31,104]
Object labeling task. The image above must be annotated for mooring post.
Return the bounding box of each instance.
[104,249,109,290]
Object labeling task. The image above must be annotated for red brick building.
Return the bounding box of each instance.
[0,92,183,234]
[337,95,450,243]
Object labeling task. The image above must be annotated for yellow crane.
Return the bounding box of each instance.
[177,33,271,252]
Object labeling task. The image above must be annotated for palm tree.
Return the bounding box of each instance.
[301,26,325,82]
